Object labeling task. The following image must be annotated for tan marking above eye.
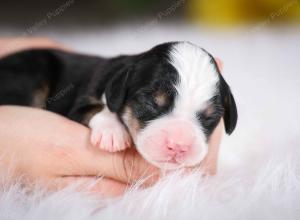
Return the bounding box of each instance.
[154,91,168,107]
[203,105,214,117]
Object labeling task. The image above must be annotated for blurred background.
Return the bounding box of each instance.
[1,0,300,27]
[0,0,299,161]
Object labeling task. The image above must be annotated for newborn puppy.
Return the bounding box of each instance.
[0,41,237,169]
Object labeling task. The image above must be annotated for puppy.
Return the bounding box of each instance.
[0,41,237,169]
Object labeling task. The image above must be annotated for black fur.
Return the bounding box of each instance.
[197,49,238,136]
[208,53,238,135]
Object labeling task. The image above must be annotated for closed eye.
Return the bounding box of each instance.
[196,113,215,125]
[144,100,157,111]
[196,106,223,137]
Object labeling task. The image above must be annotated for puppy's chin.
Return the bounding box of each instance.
[143,155,207,170]
[135,141,208,170]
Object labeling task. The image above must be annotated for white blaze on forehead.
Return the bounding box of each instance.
[168,42,219,118]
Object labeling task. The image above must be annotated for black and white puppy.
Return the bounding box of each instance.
[0,41,237,169]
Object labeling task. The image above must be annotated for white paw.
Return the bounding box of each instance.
[89,108,131,152]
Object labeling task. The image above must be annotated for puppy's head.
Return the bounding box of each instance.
[105,41,237,169]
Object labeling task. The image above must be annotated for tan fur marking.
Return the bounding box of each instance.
[154,91,168,107]
[31,84,49,108]
[86,96,103,105]
[203,105,214,117]
[82,96,104,125]
[82,105,104,126]
[122,106,141,140]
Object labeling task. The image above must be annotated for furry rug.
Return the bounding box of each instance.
[1,25,300,219]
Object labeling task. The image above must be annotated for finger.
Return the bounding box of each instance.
[44,176,128,197]
[77,147,161,186]
[111,147,160,186]
[200,119,224,175]
[215,57,223,72]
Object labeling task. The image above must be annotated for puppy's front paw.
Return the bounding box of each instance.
[89,110,131,152]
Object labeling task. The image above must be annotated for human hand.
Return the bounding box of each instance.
[0,37,72,58]
[0,106,161,197]
[0,106,223,196]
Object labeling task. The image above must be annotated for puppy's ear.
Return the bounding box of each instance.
[105,67,132,113]
[219,75,238,135]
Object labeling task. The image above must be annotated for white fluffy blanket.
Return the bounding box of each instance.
[1,25,299,219]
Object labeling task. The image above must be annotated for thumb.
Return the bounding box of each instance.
[64,142,160,186]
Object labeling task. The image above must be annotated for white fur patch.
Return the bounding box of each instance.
[89,106,131,152]
[169,42,219,118]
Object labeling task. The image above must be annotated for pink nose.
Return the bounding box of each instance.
[162,121,196,160]
[165,140,191,157]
